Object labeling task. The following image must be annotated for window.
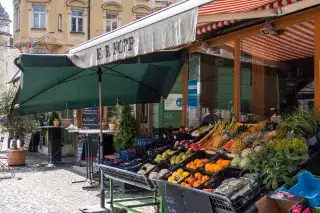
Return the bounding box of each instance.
[135,14,145,20]
[71,9,83,32]
[106,13,119,33]
[14,8,20,30]
[58,14,62,31]
[33,6,46,28]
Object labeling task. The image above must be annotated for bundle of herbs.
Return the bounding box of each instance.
[277,109,320,139]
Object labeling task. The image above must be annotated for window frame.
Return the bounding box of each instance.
[71,9,83,33]
[14,8,20,31]
[32,5,46,29]
[106,12,120,33]
[58,14,62,31]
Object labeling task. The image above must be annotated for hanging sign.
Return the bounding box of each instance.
[165,94,182,110]
[188,80,198,109]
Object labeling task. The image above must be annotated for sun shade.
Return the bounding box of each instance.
[13,50,186,115]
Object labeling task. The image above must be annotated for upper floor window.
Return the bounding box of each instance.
[106,13,119,33]
[33,6,46,28]
[135,14,145,20]
[14,8,20,30]
[58,14,62,31]
[71,9,83,32]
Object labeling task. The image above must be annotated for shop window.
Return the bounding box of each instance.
[58,14,62,31]
[32,6,46,28]
[106,13,120,33]
[71,9,83,32]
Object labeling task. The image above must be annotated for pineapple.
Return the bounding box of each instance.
[256,120,268,131]
[212,134,229,149]
[230,138,246,154]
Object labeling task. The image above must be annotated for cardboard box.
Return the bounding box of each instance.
[256,192,304,213]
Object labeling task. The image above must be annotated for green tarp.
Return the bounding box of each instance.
[13,50,186,115]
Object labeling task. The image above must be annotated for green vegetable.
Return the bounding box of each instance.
[241,148,254,158]
[277,109,320,138]
[239,157,250,168]
[231,157,241,167]
[268,138,308,155]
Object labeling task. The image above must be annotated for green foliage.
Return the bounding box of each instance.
[113,104,137,151]
[248,147,305,190]
[277,109,320,138]
[49,111,60,125]
[268,138,308,155]
[0,87,39,141]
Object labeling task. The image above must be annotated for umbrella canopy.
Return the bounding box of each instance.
[13,50,186,115]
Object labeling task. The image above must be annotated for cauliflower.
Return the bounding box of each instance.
[254,145,264,152]
[239,157,251,168]
[231,157,242,167]
[241,148,254,158]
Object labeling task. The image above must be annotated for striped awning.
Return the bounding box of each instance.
[225,20,314,62]
[197,0,303,35]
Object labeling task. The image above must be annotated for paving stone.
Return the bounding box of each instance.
[0,153,156,213]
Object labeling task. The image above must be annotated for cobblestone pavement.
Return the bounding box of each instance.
[0,154,156,213]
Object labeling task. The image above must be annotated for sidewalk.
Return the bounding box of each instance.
[0,153,156,213]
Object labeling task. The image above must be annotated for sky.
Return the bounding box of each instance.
[1,0,13,34]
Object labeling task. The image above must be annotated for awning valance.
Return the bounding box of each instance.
[13,50,186,115]
[67,0,212,68]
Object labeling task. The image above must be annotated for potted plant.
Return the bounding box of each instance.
[48,111,60,127]
[113,104,137,151]
[0,87,39,166]
[108,116,117,131]
[53,118,60,127]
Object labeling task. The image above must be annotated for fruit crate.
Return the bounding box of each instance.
[205,168,265,213]
[161,164,191,183]
[181,150,220,172]
[165,148,193,167]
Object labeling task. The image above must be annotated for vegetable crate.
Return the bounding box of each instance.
[205,168,265,213]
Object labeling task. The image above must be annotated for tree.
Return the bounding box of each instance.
[0,86,39,148]
[113,104,137,151]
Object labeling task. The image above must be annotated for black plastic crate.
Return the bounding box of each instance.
[180,186,214,213]
[204,168,264,213]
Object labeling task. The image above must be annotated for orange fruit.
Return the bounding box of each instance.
[221,160,231,167]
[189,165,196,170]
[202,175,209,183]
[205,164,211,172]
[186,164,190,169]
[214,164,223,172]
[194,172,201,179]
[216,159,224,165]
[181,182,187,186]
[209,164,216,173]
[196,161,203,167]
[193,180,201,188]
[185,184,192,188]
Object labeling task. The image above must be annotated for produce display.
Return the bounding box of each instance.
[154,149,176,163]
[169,150,192,165]
[180,172,210,188]
[167,168,190,183]
[185,158,209,170]
[191,124,212,137]
[204,159,231,173]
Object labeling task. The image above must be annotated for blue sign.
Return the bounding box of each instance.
[188,80,198,108]
[176,98,182,107]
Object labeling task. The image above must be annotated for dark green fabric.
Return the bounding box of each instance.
[13,50,186,115]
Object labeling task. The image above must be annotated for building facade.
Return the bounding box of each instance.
[0,3,20,90]
[13,0,171,54]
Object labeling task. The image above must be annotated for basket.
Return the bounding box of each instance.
[180,150,219,172]
[118,149,136,161]
[288,171,320,207]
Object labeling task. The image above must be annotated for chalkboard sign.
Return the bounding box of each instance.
[82,108,98,129]
[76,134,86,163]
[156,180,186,213]
[180,187,214,213]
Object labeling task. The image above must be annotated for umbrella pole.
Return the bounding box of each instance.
[98,67,105,208]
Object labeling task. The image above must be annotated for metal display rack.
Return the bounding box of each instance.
[100,164,163,213]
